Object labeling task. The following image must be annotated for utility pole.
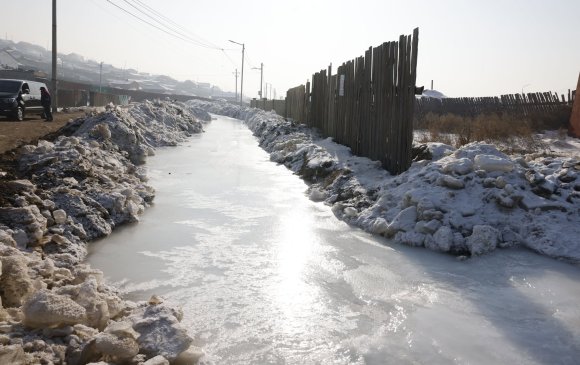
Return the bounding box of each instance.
[522,84,530,95]
[252,63,263,99]
[229,40,245,106]
[52,0,58,112]
[241,44,244,106]
[233,68,239,100]
[99,62,103,93]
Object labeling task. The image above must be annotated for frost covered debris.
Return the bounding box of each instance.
[0,100,206,364]
[189,100,580,262]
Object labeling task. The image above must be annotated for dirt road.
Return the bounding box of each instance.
[0,111,86,154]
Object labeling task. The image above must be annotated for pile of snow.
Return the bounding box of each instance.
[189,100,580,262]
[0,99,205,364]
[537,130,580,157]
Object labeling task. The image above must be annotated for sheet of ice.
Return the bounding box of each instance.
[190,100,580,263]
[88,114,580,364]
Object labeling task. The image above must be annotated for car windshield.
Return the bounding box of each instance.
[0,80,22,93]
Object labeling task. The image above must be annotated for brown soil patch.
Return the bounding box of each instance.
[0,110,87,183]
[0,111,86,155]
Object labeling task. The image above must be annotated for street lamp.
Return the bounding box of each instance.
[99,62,103,93]
[229,40,244,106]
[252,63,263,99]
[521,84,531,95]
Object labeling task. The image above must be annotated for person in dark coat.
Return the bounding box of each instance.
[40,87,53,121]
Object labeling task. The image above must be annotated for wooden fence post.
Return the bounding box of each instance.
[570,73,580,138]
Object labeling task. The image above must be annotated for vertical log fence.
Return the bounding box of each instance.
[415,91,575,122]
[283,28,419,175]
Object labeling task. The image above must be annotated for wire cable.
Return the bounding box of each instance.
[105,0,223,50]
[221,49,238,68]
[121,0,220,49]
[130,0,222,49]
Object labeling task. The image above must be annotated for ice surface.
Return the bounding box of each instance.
[89,115,580,364]
[190,100,580,262]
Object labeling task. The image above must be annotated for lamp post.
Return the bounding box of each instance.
[233,68,239,100]
[229,40,244,106]
[99,62,103,93]
[521,84,530,95]
[252,63,263,99]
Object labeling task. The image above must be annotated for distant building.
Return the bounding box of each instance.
[108,80,140,91]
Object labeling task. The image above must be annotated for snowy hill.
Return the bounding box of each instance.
[0,39,234,99]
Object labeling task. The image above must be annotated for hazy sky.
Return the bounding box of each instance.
[2,0,579,98]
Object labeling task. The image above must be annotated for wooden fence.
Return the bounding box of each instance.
[286,84,309,124]
[415,91,575,123]
[285,28,419,175]
[250,98,286,116]
[570,73,580,138]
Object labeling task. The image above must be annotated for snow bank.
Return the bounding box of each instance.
[190,100,580,263]
[0,99,204,364]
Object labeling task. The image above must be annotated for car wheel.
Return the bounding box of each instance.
[15,107,24,121]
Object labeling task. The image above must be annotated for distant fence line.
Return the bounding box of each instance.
[278,28,420,175]
[0,70,209,108]
[249,98,286,117]
[286,85,309,123]
[415,91,575,123]
[57,88,129,108]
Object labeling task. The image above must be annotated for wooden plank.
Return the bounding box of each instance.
[305,81,311,124]
[404,27,419,171]
[388,41,398,171]
[388,41,396,168]
[361,48,372,159]
[374,44,381,164]
[326,64,333,135]
[329,74,337,138]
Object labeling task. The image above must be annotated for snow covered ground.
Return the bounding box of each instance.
[189,100,580,263]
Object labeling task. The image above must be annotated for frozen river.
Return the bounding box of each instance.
[88,115,580,364]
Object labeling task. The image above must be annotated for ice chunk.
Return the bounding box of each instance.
[474,154,514,173]
[466,225,500,255]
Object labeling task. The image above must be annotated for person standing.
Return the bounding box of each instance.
[40,87,53,122]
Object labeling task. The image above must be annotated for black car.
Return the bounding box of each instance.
[0,79,48,121]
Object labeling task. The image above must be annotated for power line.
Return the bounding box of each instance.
[90,0,214,65]
[221,50,238,68]
[130,0,221,50]
[89,0,146,35]
[121,0,220,49]
[244,50,257,69]
[104,0,222,50]
[100,0,241,92]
